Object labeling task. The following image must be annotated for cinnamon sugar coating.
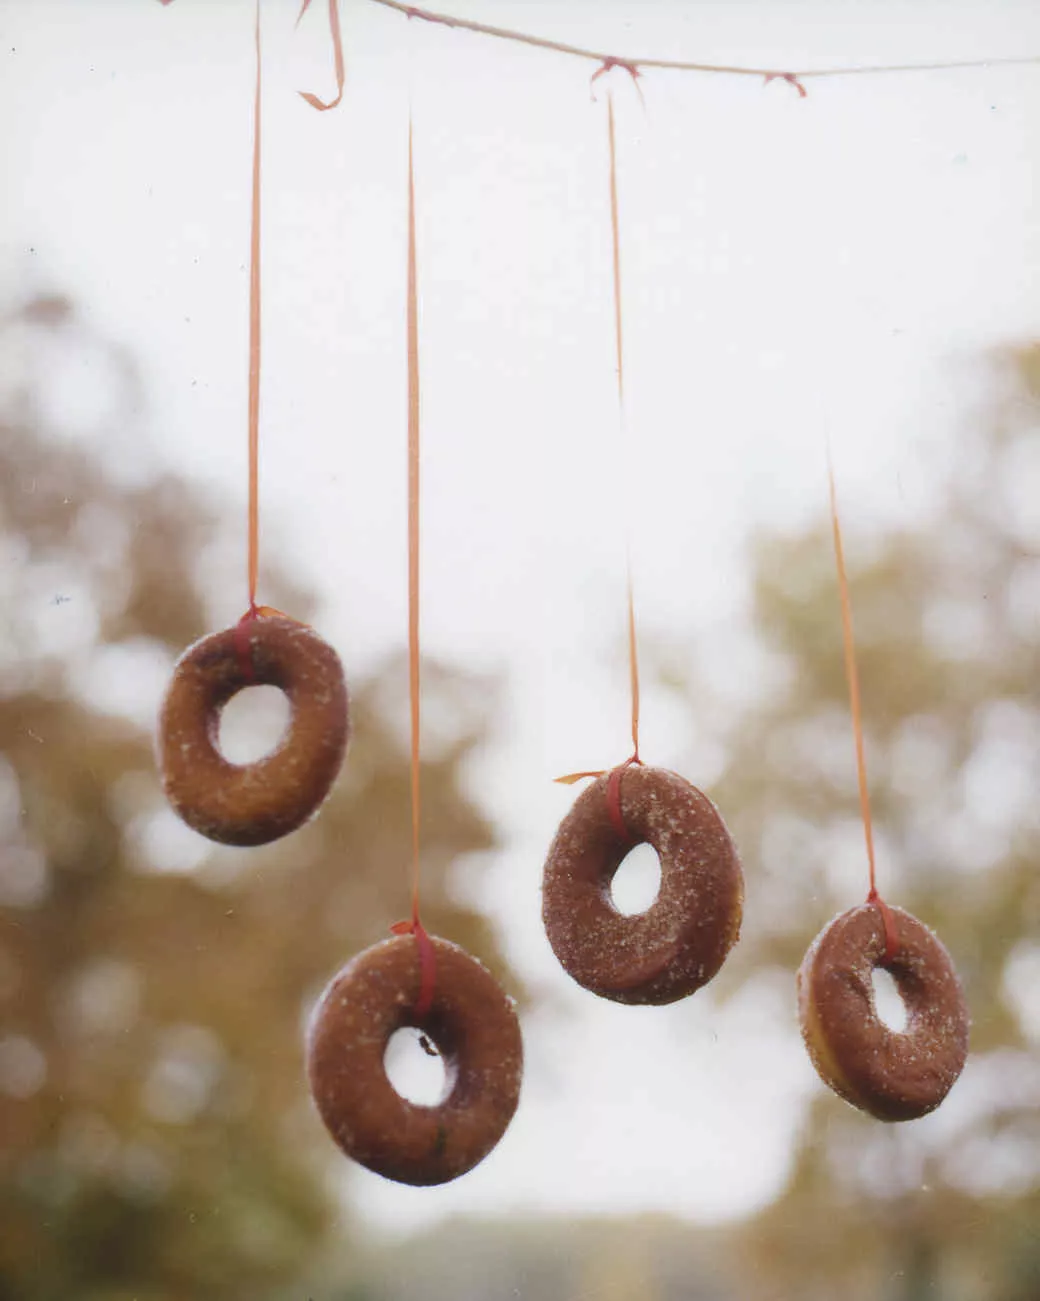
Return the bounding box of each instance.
[307,934,523,1186]
[798,903,969,1121]
[542,766,743,1005]
[158,616,349,846]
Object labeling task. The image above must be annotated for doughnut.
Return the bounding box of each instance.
[797,902,969,1121]
[306,933,523,1186]
[542,765,743,1005]
[158,615,349,846]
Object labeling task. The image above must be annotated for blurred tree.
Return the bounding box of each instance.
[353,1213,736,1301]
[684,345,1040,1301]
[0,296,513,1301]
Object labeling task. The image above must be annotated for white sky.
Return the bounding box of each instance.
[3,0,1040,1236]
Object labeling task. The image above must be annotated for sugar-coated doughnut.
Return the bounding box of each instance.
[307,934,523,1186]
[158,616,349,846]
[542,765,743,1005]
[798,903,969,1121]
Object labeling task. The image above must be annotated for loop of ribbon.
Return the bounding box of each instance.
[868,889,900,965]
[554,754,644,843]
[296,0,346,111]
[390,916,437,1020]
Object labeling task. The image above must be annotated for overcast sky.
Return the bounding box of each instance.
[3,0,1039,1236]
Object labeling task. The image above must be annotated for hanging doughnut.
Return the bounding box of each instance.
[307,933,523,1186]
[542,765,743,1005]
[158,615,349,846]
[797,902,969,1121]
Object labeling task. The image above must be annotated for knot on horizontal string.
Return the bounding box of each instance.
[402,4,446,22]
[591,56,644,103]
[390,915,437,1019]
[763,71,808,98]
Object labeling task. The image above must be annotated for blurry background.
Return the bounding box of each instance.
[1,0,1039,1298]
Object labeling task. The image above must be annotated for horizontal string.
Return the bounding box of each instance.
[369,0,1040,87]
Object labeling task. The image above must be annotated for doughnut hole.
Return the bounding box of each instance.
[217,685,290,764]
[872,966,909,1033]
[610,842,662,916]
[383,1027,448,1106]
